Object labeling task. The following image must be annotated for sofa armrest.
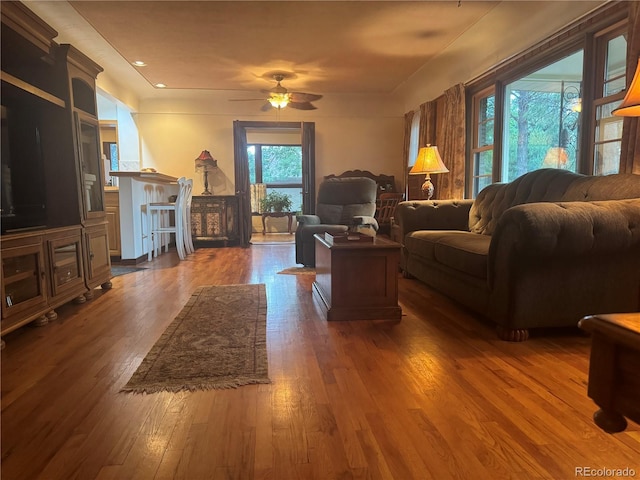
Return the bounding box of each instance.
[395,199,473,242]
[296,214,321,226]
[488,199,640,284]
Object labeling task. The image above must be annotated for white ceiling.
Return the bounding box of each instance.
[23,1,606,104]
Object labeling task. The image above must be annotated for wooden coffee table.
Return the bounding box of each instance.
[578,313,640,433]
[312,233,402,321]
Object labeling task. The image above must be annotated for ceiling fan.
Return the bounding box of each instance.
[231,73,323,111]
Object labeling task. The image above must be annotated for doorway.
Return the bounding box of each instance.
[233,121,315,247]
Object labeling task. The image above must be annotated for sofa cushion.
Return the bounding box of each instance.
[561,173,640,201]
[405,230,491,279]
[469,169,580,235]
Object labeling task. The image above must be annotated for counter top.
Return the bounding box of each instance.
[110,171,178,183]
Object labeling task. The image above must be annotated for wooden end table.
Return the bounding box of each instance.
[578,313,640,433]
[261,212,293,234]
[312,233,402,321]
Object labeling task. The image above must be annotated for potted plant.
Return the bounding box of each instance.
[260,191,293,213]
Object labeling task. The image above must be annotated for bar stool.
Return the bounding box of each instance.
[147,177,188,261]
[183,178,195,255]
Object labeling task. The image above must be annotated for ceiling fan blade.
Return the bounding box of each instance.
[260,102,273,112]
[288,101,317,110]
[289,92,323,103]
[229,98,267,102]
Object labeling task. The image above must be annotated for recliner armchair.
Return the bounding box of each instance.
[296,177,379,267]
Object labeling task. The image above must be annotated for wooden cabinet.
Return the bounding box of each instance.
[191,196,239,247]
[1,235,48,333]
[105,189,121,258]
[0,2,110,340]
[1,227,89,336]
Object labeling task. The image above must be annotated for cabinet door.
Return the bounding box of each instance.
[47,232,85,299]
[75,113,105,218]
[84,223,111,289]
[1,242,48,322]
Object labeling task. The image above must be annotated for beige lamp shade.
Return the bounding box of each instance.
[195,150,218,171]
[409,145,449,175]
[613,58,640,117]
[542,147,568,168]
[409,144,449,200]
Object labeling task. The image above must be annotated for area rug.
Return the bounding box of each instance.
[121,284,269,393]
[277,267,316,275]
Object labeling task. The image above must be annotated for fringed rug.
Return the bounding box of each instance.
[121,284,269,393]
[277,267,316,275]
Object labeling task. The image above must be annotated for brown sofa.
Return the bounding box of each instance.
[395,169,640,341]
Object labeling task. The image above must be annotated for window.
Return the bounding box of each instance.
[502,50,583,182]
[408,110,421,167]
[592,28,627,175]
[470,87,495,197]
[465,5,628,192]
[248,144,303,212]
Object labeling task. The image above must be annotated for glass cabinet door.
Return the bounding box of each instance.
[1,243,47,320]
[48,234,84,298]
[76,114,104,215]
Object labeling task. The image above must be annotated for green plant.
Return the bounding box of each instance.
[260,191,293,213]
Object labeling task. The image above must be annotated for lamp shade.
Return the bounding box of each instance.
[542,147,568,168]
[268,93,290,109]
[410,145,449,175]
[194,150,217,171]
[613,58,640,117]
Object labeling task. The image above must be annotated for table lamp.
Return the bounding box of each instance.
[409,144,449,200]
[194,150,217,195]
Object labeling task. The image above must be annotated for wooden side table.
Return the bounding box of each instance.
[261,212,293,234]
[578,313,640,433]
[312,233,402,321]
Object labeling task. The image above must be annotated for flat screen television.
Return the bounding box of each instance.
[1,104,47,234]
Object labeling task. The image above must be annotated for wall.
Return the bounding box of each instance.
[134,91,405,196]
[395,1,604,111]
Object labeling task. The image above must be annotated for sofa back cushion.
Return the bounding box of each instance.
[469,169,640,236]
[561,173,640,201]
[469,169,581,235]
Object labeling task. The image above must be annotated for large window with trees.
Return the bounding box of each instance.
[247,144,303,212]
[502,50,583,182]
[467,5,628,197]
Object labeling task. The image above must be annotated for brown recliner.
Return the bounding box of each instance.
[295,177,378,267]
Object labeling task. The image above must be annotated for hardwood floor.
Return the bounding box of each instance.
[1,244,639,480]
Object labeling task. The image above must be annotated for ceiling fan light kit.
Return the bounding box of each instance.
[230,73,322,111]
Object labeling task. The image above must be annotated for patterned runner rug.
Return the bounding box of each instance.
[121,284,269,393]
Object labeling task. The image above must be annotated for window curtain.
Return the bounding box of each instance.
[233,120,252,247]
[438,83,466,199]
[419,100,437,147]
[402,111,414,197]
[621,2,640,174]
[301,122,316,214]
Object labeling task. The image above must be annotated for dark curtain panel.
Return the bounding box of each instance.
[620,2,640,174]
[233,120,251,247]
[439,83,466,199]
[301,122,316,214]
[419,100,437,146]
[402,111,414,197]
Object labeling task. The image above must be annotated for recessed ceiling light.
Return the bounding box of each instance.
[132,60,147,67]
[155,83,167,88]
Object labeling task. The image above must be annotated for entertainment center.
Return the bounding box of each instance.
[1,2,111,342]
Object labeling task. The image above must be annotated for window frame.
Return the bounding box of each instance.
[464,3,629,193]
